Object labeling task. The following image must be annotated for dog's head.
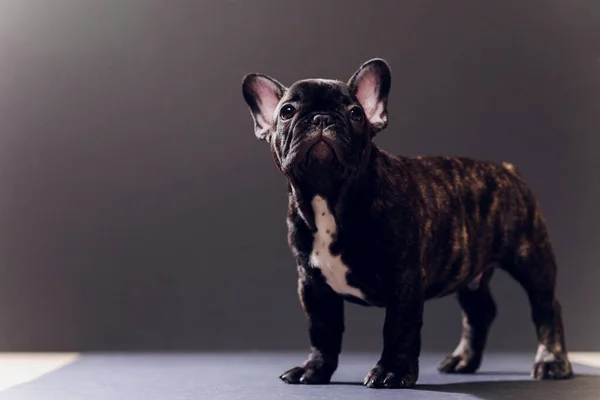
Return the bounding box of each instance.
[242,59,391,190]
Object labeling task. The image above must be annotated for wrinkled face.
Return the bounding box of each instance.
[272,79,369,174]
[242,58,391,181]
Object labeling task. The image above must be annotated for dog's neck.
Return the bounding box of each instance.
[287,146,380,232]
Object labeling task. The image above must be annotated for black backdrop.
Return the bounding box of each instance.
[0,0,598,352]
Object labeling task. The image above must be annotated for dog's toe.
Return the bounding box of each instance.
[364,364,417,389]
[280,366,332,385]
[437,354,481,374]
[532,359,573,380]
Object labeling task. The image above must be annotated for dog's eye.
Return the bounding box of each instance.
[279,104,296,120]
[349,106,364,122]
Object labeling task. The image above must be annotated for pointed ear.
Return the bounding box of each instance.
[348,58,391,134]
[242,73,286,141]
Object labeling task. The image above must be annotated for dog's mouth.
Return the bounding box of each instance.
[280,128,357,176]
[298,130,342,161]
[307,139,335,161]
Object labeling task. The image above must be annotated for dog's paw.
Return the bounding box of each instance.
[363,364,417,389]
[532,359,573,380]
[279,366,333,385]
[437,354,481,374]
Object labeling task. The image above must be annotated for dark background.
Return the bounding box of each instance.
[0,0,598,353]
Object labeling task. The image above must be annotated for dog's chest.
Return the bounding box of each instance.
[309,196,366,300]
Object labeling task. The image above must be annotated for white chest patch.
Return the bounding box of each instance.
[309,196,365,300]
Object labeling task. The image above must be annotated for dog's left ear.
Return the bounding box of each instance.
[348,58,391,135]
[242,73,287,142]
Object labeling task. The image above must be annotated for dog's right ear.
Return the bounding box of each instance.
[242,73,286,142]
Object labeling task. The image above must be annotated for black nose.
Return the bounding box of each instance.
[311,114,333,127]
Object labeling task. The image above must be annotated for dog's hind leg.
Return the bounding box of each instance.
[502,237,573,380]
[438,268,497,374]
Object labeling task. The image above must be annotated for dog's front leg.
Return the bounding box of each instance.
[280,269,344,385]
[364,267,423,389]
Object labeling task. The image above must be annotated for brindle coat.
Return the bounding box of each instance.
[242,58,573,389]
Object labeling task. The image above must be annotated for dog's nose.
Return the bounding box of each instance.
[311,114,333,127]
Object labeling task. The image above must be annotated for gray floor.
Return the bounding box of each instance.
[1,353,599,400]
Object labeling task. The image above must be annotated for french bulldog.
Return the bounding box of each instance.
[241,58,573,389]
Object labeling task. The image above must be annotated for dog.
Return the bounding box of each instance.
[241,58,573,389]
